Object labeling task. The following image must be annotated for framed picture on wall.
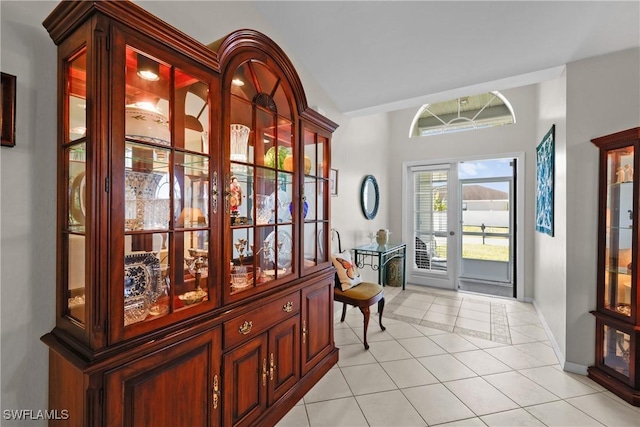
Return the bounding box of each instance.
[1,72,17,147]
[535,124,555,236]
[330,168,338,196]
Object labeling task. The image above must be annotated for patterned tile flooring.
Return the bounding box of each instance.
[384,288,511,344]
[276,284,640,427]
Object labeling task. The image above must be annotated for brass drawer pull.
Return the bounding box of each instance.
[238,320,253,335]
[213,374,220,410]
[262,358,267,387]
[283,301,294,313]
[269,353,275,381]
[212,171,218,214]
[302,320,307,344]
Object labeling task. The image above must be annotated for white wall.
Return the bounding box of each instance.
[0,1,347,422]
[564,48,640,371]
[388,85,538,301]
[532,74,568,364]
[329,113,391,283]
[1,2,57,423]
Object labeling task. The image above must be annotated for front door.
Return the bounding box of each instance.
[405,164,458,289]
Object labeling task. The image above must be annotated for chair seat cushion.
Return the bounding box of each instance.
[335,281,382,300]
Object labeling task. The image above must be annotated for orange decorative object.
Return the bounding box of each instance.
[283,155,294,172]
[304,156,311,174]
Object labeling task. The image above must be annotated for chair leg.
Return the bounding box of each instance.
[340,303,347,322]
[359,305,371,350]
[378,297,386,331]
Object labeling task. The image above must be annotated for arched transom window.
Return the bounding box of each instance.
[410,91,515,137]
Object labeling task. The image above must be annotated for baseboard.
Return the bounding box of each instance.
[532,300,567,369]
[530,301,591,375]
[564,361,589,375]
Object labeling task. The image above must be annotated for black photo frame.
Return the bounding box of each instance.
[1,72,16,147]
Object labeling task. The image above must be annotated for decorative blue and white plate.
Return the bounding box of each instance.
[124,252,160,298]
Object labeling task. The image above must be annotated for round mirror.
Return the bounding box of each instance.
[360,175,379,220]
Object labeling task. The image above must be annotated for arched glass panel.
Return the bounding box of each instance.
[230,60,291,120]
[410,91,515,137]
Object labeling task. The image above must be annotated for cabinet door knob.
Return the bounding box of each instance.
[238,320,253,335]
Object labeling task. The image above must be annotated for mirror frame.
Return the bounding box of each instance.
[360,175,380,220]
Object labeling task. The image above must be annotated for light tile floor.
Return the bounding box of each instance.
[277,285,640,427]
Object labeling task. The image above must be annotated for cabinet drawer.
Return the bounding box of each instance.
[224,291,300,350]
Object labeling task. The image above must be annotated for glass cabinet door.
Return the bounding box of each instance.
[302,126,331,275]
[64,48,88,324]
[227,59,295,299]
[603,145,634,318]
[119,43,214,333]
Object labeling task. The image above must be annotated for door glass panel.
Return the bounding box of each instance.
[273,174,293,224]
[254,167,275,226]
[413,169,448,273]
[301,127,328,272]
[604,146,634,316]
[68,144,87,232]
[67,234,86,323]
[304,130,316,176]
[67,49,87,142]
[317,135,327,178]
[175,230,209,311]
[267,224,293,274]
[304,222,318,268]
[125,142,171,231]
[231,227,255,293]
[174,152,209,228]
[603,324,631,377]
[178,77,209,153]
[460,179,511,282]
[230,165,251,224]
[121,45,215,326]
[230,63,257,102]
[230,98,253,166]
[227,60,299,295]
[125,48,170,147]
[272,85,291,119]
[124,232,173,325]
[317,180,326,221]
[66,144,87,323]
[304,179,317,221]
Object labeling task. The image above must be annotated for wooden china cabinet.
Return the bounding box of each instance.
[589,127,640,406]
[41,1,338,425]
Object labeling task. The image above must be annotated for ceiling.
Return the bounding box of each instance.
[125,2,638,116]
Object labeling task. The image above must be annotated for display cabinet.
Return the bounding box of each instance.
[589,127,640,406]
[42,1,338,425]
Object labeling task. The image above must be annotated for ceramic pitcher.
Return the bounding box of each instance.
[376,229,390,246]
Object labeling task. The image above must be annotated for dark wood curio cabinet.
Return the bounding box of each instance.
[589,127,640,407]
[41,1,338,425]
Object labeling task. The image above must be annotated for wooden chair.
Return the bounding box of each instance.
[331,229,386,350]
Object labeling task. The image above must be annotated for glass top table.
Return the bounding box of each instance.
[352,242,406,290]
